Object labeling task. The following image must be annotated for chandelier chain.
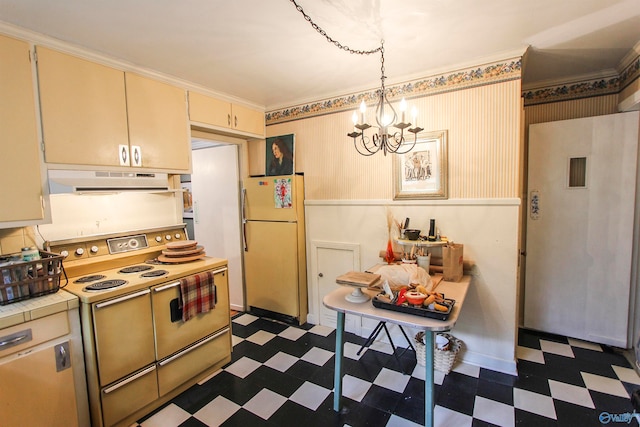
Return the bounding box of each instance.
[289,0,382,55]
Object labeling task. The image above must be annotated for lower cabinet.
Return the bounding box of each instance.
[0,309,89,427]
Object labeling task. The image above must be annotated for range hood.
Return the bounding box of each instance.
[48,169,170,194]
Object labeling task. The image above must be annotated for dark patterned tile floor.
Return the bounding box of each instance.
[134,314,640,426]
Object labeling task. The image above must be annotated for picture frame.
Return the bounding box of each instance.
[393,130,448,200]
[266,134,295,176]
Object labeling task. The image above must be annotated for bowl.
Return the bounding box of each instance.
[405,290,427,305]
[404,229,421,240]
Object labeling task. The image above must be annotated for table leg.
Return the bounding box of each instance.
[424,330,435,427]
[333,311,345,411]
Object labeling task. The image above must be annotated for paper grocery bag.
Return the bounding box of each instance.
[443,243,464,282]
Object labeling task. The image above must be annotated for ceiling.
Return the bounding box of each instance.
[1,0,639,110]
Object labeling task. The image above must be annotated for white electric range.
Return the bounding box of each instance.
[45,225,232,427]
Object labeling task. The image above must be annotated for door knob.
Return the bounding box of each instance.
[318,273,323,277]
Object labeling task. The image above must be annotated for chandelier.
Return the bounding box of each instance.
[290,0,423,156]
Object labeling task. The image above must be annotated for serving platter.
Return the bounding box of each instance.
[372,293,455,321]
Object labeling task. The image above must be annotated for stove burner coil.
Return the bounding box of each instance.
[74,274,107,283]
[119,265,153,274]
[83,279,128,292]
[140,270,169,278]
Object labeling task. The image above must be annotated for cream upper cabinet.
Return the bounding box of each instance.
[188,91,264,136]
[232,103,265,135]
[36,46,130,167]
[125,73,191,172]
[36,48,191,172]
[0,35,45,225]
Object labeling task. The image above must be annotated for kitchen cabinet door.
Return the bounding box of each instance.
[125,73,191,172]
[188,91,232,128]
[231,103,265,135]
[188,91,265,137]
[0,35,45,225]
[36,46,129,167]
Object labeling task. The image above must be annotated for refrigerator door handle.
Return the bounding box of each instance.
[242,188,248,251]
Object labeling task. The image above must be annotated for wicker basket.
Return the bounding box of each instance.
[415,332,462,374]
[0,251,64,305]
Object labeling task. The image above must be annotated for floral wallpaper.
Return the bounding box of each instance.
[266,58,522,125]
[266,48,640,124]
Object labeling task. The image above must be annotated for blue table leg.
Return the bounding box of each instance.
[333,311,345,411]
[425,330,435,427]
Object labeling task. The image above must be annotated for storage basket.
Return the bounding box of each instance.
[415,332,462,374]
[0,251,64,305]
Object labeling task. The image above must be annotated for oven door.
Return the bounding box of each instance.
[151,267,229,360]
[92,289,156,386]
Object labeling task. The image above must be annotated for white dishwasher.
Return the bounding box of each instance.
[0,300,89,427]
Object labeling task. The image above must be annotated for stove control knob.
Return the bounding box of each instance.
[155,236,163,243]
[90,245,99,254]
[165,235,172,241]
[128,239,139,249]
[175,233,181,239]
[75,248,84,256]
[60,250,69,258]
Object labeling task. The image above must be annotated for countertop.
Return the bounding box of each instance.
[0,290,79,329]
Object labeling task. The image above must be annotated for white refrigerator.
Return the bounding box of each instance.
[242,175,307,325]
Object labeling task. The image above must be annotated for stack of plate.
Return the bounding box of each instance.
[157,240,206,263]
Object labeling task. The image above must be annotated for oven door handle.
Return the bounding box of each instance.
[102,365,156,394]
[152,267,228,292]
[154,281,180,292]
[158,327,229,366]
[95,289,150,309]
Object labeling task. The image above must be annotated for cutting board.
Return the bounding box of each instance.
[158,252,206,263]
[166,240,198,250]
[162,245,205,257]
[336,271,381,288]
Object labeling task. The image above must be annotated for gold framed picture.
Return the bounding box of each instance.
[393,130,448,200]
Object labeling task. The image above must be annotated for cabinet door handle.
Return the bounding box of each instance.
[227,114,231,126]
[95,289,149,309]
[234,115,238,127]
[55,342,71,372]
[0,329,32,349]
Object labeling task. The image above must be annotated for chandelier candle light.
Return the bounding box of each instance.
[348,42,423,156]
[290,0,423,156]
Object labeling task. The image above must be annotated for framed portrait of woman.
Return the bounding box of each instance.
[266,134,295,176]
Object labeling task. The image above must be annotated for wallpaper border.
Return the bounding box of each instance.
[266,58,522,125]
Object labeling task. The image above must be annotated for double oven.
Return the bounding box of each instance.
[47,225,231,427]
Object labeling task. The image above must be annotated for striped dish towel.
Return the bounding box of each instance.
[179,271,216,322]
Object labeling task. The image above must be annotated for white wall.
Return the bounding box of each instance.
[306,198,521,375]
[36,192,182,241]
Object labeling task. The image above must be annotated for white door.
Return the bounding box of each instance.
[315,243,361,334]
[524,112,639,347]
[191,144,244,311]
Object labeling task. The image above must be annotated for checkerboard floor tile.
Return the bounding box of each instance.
[136,314,640,427]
